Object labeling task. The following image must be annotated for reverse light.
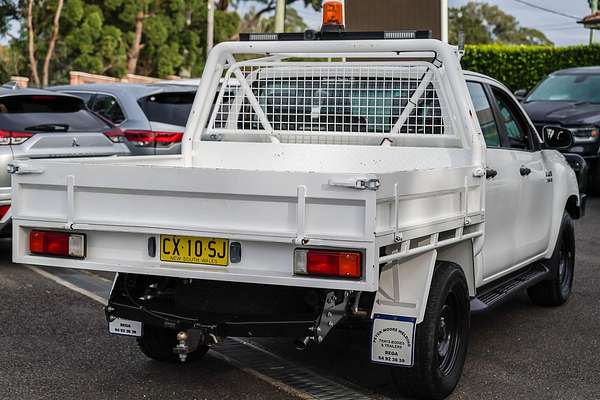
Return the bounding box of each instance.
[294,249,361,279]
[103,127,126,143]
[123,130,183,147]
[29,230,85,258]
[0,130,34,145]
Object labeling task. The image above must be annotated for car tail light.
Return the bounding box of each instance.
[0,205,9,219]
[0,129,34,145]
[294,249,361,279]
[154,131,183,146]
[123,130,183,147]
[29,230,85,258]
[103,127,126,143]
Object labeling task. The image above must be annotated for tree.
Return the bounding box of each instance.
[240,5,307,33]
[1,0,240,84]
[449,2,553,46]
[232,0,320,24]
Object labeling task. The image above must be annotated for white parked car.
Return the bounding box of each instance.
[11,31,583,399]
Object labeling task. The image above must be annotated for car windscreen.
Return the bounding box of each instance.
[138,92,196,127]
[0,95,110,132]
[527,74,600,103]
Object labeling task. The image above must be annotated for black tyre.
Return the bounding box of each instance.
[137,325,209,363]
[391,262,470,400]
[527,212,575,307]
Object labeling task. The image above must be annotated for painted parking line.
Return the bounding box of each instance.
[27,265,385,400]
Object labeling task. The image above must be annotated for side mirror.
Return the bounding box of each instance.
[543,126,573,150]
[514,89,527,102]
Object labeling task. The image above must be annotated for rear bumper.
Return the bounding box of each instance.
[106,273,328,337]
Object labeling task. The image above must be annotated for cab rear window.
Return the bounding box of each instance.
[0,95,110,132]
[138,92,196,127]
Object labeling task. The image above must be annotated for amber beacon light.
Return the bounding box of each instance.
[321,0,345,30]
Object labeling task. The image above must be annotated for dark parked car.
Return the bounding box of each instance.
[517,67,600,190]
[49,83,197,155]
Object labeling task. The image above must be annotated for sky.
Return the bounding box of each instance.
[236,0,594,47]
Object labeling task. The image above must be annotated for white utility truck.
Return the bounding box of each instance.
[11,27,584,399]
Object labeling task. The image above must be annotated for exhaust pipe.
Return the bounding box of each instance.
[294,336,313,351]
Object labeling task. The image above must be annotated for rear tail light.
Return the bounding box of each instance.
[294,249,362,279]
[29,230,85,258]
[0,205,9,219]
[123,130,183,147]
[103,127,126,143]
[0,129,34,145]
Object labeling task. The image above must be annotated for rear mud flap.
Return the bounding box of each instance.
[370,250,437,366]
[371,314,416,367]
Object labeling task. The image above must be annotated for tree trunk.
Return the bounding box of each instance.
[127,10,145,75]
[27,0,40,86]
[42,0,64,87]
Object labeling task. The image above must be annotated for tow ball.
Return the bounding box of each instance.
[173,331,190,362]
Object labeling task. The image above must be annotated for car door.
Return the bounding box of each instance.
[489,86,553,266]
[466,81,521,281]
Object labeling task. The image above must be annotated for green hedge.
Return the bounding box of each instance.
[461,44,600,92]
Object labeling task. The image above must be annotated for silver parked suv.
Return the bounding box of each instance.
[0,88,130,233]
[49,83,197,155]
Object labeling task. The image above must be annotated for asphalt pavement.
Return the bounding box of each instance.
[1,199,600,399]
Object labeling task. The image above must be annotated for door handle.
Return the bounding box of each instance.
[520,166,532,176]
[486,167,498,179]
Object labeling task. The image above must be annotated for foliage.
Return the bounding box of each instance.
[0,44,22,82]
[449,2,552,46]
[461,44,600,91]
[2,0,240,85]
[240,6,307,33]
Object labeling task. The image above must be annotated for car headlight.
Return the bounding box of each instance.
[570,127,599,138]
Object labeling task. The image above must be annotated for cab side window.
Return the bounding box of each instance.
[492,89,531,150]
[91,94,126,125]
[466,82,501,147]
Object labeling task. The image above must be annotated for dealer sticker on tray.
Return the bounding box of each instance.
[371,314,416,367]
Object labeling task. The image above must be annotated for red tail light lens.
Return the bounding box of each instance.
[0,129,34,145]
[103,127,126,143]
[123,130,183,147]
[0,205,9,219]
[294,249,362,279]
[29,230,86,258]
[155,131,183,146]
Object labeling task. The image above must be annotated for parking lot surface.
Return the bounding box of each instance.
[1,199,599,399]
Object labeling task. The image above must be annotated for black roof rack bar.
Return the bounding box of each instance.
[239,30,433,42]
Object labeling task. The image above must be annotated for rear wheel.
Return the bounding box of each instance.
[391,262,470,400]
[527,212,575,306]
[137,325,209,363]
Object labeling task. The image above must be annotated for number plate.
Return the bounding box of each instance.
[160,235,229,266]
[109,318,142,337]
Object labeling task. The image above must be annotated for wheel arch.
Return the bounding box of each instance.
[372,242,475,325]
[544,153,581,259]
[565,194,583,220]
